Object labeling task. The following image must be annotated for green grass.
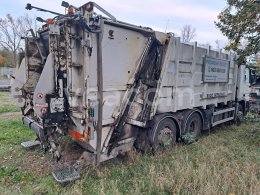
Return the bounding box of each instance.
[0,117,36,193]
[0,117,259,194]
[0,92,20,113]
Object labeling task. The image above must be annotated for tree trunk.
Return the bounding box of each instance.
[12,51,17,68]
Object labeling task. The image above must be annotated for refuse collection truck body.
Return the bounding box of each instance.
[11,2,249,166]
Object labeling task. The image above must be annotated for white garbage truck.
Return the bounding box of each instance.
[11,1,249,182]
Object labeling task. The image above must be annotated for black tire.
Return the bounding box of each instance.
[184,112,202,140]
[150,118,177,152]
[236,104,244,125]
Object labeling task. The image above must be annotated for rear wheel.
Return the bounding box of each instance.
[184,112,202,140]
[150,118,177,152]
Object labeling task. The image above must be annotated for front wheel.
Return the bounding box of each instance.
[236,104,244,125]
[150,118,177,152]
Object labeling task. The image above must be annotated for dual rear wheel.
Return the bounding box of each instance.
[150,112,202,151]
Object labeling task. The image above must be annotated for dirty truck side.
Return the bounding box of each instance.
[11,1,249,182]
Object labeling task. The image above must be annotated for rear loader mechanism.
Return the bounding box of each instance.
[12,1,111,182]
[11,1,169,183]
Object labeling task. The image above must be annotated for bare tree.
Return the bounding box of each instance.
[0,14,37,66]
[181,24,196,42]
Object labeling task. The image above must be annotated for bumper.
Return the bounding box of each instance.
[23,116,45,139]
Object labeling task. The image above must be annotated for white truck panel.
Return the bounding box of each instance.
[88,25,148,88]
[237,65,251,99]
[157,37,237,113]
[86,24,149,123]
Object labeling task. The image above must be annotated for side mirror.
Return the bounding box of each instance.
[61,1,69,8]
[36,17,45,23]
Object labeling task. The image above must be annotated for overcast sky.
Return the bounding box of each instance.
[0,0,229,47]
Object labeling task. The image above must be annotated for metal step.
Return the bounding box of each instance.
[21,140,41,149]
[52,166,80,184]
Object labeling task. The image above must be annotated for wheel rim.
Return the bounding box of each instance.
[158,126,173,147]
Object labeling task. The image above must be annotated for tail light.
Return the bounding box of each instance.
[46,18,54,24]
[41,108,47,113]
[69,130,88,142]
